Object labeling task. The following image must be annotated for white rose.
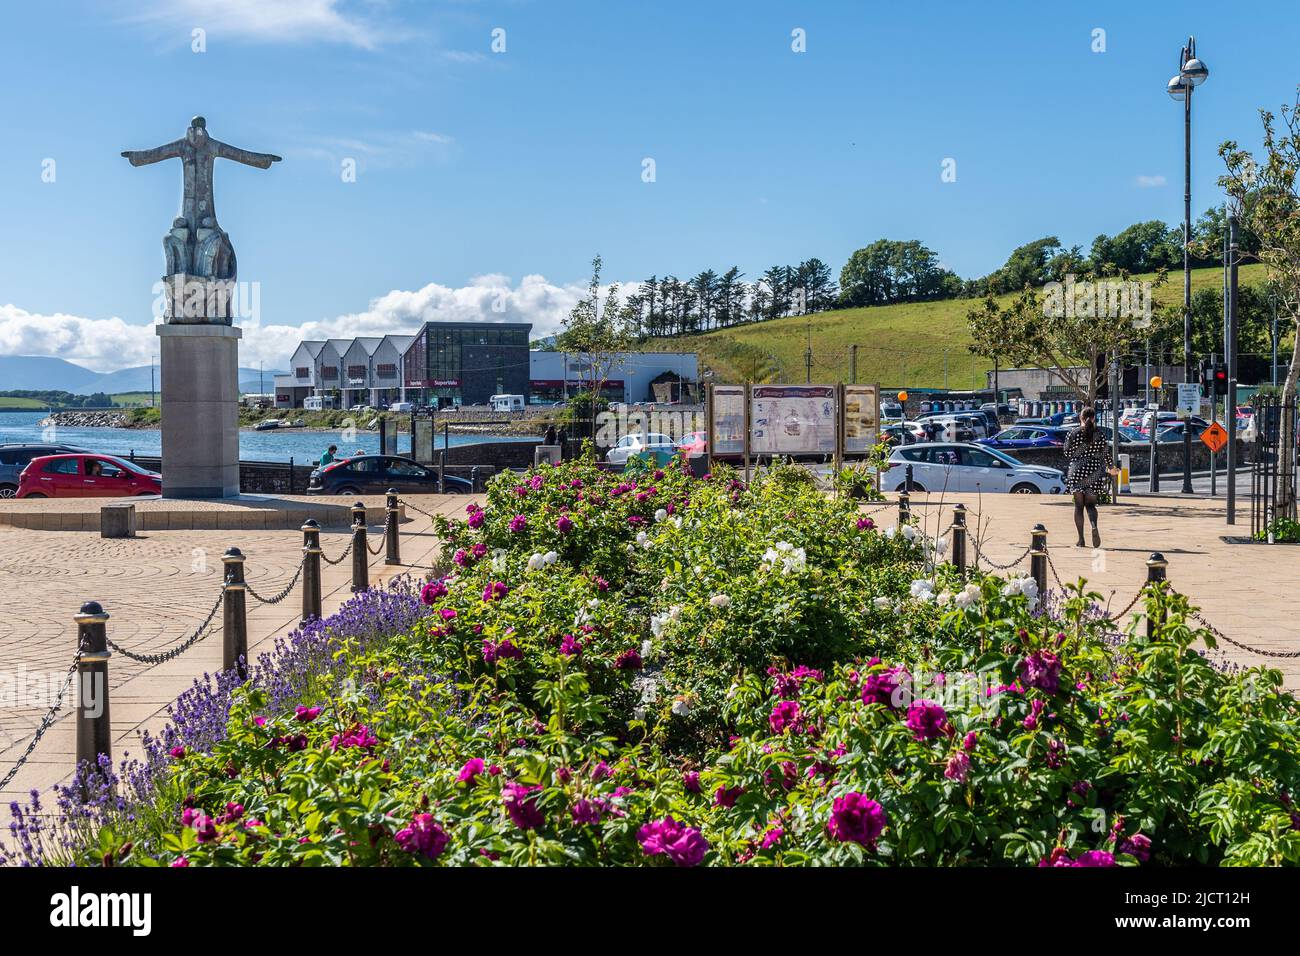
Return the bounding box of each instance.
[527,553,545,571]
[544,550,559,566]
[671,697,692,717]
[873,596,892,610]
[709,593,732,608]
[654,508,668,523]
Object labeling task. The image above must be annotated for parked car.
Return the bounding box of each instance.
[978,426,1070,451]
[389,401,414,413]
[606,433,677,466]
[880,401,904,421]
[17,453,161,498]
[676,431,707,455]
[348,404,373,413]
[1016,411,1071,428]
[0,443,88,497]
[1154,421,1210,443]
[884,443,1064,494]
[307,455,471,495]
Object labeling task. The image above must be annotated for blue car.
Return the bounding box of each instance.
[978,426,1069,451]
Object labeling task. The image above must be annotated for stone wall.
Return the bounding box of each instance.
[1010,439,1246,478]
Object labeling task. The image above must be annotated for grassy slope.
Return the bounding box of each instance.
[645,264,1271,389]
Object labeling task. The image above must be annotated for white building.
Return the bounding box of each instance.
[528,351,698,404]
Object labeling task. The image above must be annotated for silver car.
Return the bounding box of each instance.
[606,432,676,465]
[885,442,1064,494]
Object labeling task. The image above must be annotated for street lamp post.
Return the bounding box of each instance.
[1168,36,1208,495]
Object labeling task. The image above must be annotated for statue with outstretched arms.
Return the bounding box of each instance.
[121,115,280,281]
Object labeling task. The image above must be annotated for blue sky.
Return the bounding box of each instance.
[0,0,1297,371]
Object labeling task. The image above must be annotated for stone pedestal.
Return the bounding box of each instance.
[156,323,241,498]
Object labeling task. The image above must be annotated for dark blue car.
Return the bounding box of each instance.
[978,426,1069,451]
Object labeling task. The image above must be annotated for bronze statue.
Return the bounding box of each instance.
[122,116,280,285]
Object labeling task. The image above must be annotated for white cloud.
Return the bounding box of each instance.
[1135,174,1167,188]
[127,0,392,50]
[0,273,592,373]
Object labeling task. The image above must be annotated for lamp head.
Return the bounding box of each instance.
[1166,75,1189,100]
[1181,57,1208,86]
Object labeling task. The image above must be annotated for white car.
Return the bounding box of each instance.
[606,432,676,465]
[389,401,414,413]
[885,443,1064,494]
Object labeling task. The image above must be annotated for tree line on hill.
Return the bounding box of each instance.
[0,389,116,408]
[617,203,1258,338]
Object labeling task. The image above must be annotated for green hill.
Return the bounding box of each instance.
[645,264,1271,389]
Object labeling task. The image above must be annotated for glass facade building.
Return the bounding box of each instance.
[403,321,532,406]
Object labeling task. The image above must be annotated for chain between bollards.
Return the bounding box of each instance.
[222,547,248,678]
[74,601,112,796]
[351,502,369,592]
[301,519,323,623]
[385,489,401,566]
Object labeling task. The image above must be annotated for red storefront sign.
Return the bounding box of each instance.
[405,379,461,388]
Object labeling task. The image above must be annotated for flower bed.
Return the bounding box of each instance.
[5,456,1299,867]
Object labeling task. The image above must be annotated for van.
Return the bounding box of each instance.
[304,394,336,411]
[490,394,525,412]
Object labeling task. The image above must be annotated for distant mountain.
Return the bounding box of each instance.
[0,355,285,396]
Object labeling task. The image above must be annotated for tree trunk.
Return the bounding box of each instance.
[1279,316,1300,508]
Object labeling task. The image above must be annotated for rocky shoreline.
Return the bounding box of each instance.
[38,410,135,429]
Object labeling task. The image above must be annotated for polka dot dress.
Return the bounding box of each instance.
[1063,427,1113,494]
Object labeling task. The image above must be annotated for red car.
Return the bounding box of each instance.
[17,454,162,498]
[676,431,707,456]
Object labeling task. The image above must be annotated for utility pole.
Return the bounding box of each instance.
[804,315,812,384]
[1227,215,1240,524]
[849,345,857,385]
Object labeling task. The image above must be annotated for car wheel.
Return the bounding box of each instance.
[0,484,16,499]
[336,485,361,496]
[1010,483,1041,494]
[897,480,925,493]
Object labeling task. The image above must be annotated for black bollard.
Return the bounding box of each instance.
[1029,523,1048,598]
[470,466,481,494]
[952,503,967,576]
[301,519,323,623]
[351,502,368,592]
[222,547,248,678]
[74,601,112,791]
[1145,552,1168,638]
[385,488,401,566]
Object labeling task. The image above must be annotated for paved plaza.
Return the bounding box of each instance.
[0,494,463,806]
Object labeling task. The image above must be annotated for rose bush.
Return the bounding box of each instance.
[4,456,1299,867]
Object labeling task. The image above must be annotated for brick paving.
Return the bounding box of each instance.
[0,494,463,805]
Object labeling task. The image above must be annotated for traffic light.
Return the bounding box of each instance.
[1213,366,1228,396]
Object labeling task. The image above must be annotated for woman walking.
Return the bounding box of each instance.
[1063,407,1117,547]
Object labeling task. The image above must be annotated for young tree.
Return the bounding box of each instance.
[965,269,1168,405]
[1217,88,1300,502]
[557,255,635,436]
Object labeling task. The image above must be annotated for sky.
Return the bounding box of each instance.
[0,0,1297,372]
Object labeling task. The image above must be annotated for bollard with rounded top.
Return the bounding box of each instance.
[1029,523,1048,598]
[385,488,401,566]
[74,601,112,790]
[952,503,967,575]
[898,489,911,525]
[1145,552,1168,638]
[470,466,481,494]
[351,501,369,592]
[301,519,323,623]
[222,547,248,677]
